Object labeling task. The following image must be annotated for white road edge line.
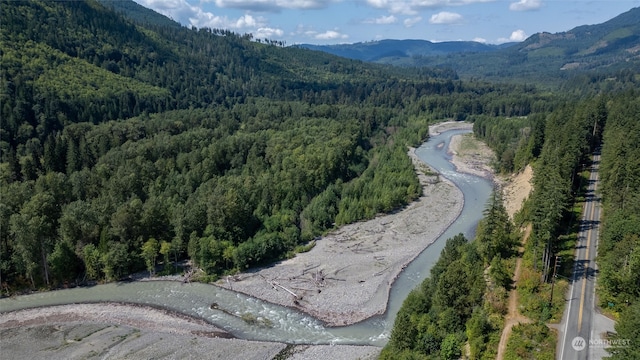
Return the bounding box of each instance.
[560,159,597,359]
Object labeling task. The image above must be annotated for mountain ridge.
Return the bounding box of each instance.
[297,39,516,63]
[294,7,640,84]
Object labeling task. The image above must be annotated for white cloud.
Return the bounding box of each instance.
[314,30,349,40]
[366,0,495,15]
[429,11,463,24]
[509,29,527,41]
[509,0,542,11]
[135,0,277,35]
[234,14,263,28]
[135,0,198,23]
[188,11,270,29]
[473,37,487,43]
[404,16,422,27]
[363,15,398,24]
[255,27,284,38]
[498,29,527,43]
[212,0,333,12]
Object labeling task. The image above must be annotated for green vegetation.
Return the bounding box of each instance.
[596,91,640,359]
[512,99,604,322]
[386,83,640,358]
[0,0,549,290]
[377,8,640,87]
[1,1,639,358]
[381,191,518,359]
[473,114,545,173]
[504,323,555,360]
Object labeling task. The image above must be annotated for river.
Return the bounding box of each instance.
[0,128,493,346]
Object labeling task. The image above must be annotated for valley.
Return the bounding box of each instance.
[1,1,639,359]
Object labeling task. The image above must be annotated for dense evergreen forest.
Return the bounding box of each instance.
[381,191,517,360]
[382,85,640,358]
[0,0,548,289]
[597,92,640,359]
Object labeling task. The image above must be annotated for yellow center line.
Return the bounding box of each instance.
[578,174,597,333]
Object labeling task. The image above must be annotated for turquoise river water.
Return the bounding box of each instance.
[0,128,493,346]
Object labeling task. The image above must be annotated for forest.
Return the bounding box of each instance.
[381,191,517,360]
[1,1,639,359]
[0,0,547,289]
[382,87,640,359]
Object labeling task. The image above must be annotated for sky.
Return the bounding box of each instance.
[133,0,640,45]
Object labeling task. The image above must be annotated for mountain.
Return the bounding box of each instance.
[297,39,514,64]
[299,7,640,86]
[96,0,182,28]
[515,7,640,68]
[4,0,543,289]
[1,0,449,126]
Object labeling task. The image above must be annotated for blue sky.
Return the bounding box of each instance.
[133,0,640,45]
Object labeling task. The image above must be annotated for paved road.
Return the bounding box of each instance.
[559,152,614,359]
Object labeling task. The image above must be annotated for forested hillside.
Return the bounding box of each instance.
[419,6,640,86]
[305,7,640,87]
[298,39,509,63]
[597,91,640,360]
[0,0,549,290]
[383,80,640,358]
[3,1,639,358]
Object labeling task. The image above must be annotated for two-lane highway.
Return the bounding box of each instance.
[560,152,602,359]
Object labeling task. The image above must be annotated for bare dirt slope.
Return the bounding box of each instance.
[503,165,533,219]
[496,163,535,360]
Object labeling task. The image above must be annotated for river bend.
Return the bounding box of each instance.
[0,128,493,346]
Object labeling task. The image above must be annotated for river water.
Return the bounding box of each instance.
[0,128,493,346]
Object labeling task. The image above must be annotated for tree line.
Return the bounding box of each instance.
[597,90,640,360]
[0,0,557,291]
[385,83,639,358]
[381,191,518,359]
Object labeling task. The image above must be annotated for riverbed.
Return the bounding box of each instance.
[0,122,498,359]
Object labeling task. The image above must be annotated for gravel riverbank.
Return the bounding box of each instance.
[0,121,494,359]
[220,147,463,326]
[0,302,382,360]
[217,122,481,327]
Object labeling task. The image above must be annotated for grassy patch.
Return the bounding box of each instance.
[480,313,505,360]
[603,27,635,42]
[529,47,564,58]
[504,322,556,360]
[518,247,569,323]
[459,133,481,152]
[286,240,317,259]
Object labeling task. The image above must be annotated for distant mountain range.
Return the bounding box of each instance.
[297,40,516,63]
[297,7,640,84]
[105,0,639,86]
